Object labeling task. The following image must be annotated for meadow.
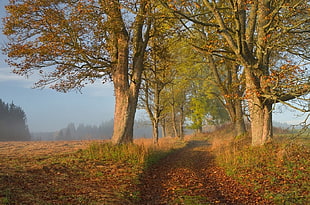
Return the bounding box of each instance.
[0,130,309,204]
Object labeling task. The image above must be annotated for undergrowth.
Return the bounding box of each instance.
[213,134,310,204]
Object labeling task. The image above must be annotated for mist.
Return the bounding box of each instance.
[31,119,160,141]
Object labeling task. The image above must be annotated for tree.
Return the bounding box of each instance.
[168,38,230,134]
[184,21,246,134]
[163,0,310,145]
[0,99,31,141]
[207,56,246,136]
[3,0,154,144]
[140,44,174,144]
[139,11,180,144]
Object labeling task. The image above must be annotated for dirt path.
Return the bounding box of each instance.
[138,140,271,204]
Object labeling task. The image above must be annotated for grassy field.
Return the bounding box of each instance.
[0,131,309,204]
[0,137,184,204]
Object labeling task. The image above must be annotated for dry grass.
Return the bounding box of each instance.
[0,136,187,204]
[134,136,184,150]
[209,128,310,204]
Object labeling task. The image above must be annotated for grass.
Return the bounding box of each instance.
[174,195,210,205]
[4,130,307,204]
[0,137,185,204]
[81,136,186,166]
[212,132,310,204]
[77,137,187,202]
[83,142,147,164]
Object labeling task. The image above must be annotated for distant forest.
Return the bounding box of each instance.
[32,119,160,141]
[0,99,31,141]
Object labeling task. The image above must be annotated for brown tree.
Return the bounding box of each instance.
[163,0,310,145]
[3,0,154,144]
[140,39,175,144]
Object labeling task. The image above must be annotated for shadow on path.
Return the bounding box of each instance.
[137,139,270,205]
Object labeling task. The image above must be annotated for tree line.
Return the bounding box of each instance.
[0,99,31,141]
[3,0,309,145]
[32,119,165,141]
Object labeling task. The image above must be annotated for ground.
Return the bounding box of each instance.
[0,138,272,204]
[137,140,271,204]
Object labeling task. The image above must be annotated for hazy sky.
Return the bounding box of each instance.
[0,1,307,133]
[0,0,118,132]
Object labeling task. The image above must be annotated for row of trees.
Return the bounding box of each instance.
[3,0,309,145]
[0,99,31,141]
[32,120,162,141]
[54,120,154,141]
[54,122,113,141]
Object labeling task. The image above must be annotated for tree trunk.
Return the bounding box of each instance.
[208,56,246,136]
[108,0,149,144]
[171,103,179,138]
[111,53,142,144]
[152,120,159,145]
[109,18,140,145]
[231,64,246,136]
[234,99,246,136]
[161,118,167,138]
[249,98,273,145]
[245,68,273,146]
[179,105,184,140]
[112,88,138,144]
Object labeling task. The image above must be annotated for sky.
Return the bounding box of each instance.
[0,1,307,133]
[0,0,117,132]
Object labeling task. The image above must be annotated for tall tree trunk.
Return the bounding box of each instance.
[112,89,137,144]
[108,0,150,145]
[111,54,142,144]
[231,64,246,136]
[245,67,273,146]
[248,97,273,145]
[105,1,135,145]
[235,99,246,136]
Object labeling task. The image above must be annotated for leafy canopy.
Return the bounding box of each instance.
[3,0,128,92]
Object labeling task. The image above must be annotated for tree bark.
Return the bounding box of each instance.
[109,0,150,144]
[161,118,167,138]
[171,103,179,138]
[152,120,159,145]
[245,67,273,146]
[179,105,185,140]
[112,89,137,144]
[110,28,138,144]
[111,48,143,144]
[234,99,246,136]
[248,97,273,146]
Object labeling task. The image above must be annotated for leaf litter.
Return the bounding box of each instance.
[0,139,273,204]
